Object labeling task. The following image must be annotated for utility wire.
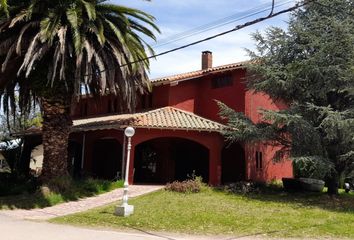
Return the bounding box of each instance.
[151,0,290,49]
[82,0,313,78]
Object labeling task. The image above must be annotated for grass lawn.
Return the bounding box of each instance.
[51,187,354,238]
[0,178,123,210]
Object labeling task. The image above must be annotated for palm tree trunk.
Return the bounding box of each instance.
[40,97,72,182]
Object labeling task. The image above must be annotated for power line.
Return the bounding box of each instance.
[147,1,305,62]
[85,0,311,77]
[151,0,292,49]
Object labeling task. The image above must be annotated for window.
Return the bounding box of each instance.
[255,151,263,170]
[211,75,233,89]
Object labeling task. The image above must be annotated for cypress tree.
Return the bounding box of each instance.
[219,0,354,194]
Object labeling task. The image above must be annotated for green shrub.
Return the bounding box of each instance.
[223,181,260,195]
[0,173,38,196]
[46,176,73,193]
[79,178,124,194]
[165,176,205,193]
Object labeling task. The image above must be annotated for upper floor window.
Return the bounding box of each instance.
[211,75,233,89]
[255,151,263,170]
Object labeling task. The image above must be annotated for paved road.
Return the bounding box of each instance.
[0,213,340,240]
[0,214,250,240]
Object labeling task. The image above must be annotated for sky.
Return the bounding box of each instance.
[110,0,295,79]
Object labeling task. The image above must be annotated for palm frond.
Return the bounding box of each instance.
[0,0,9,17]
[81,0,96,20]
[66,6,82,53]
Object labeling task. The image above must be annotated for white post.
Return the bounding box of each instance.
[115,127,135,217]
[122,136,131,206]
[121,135,126,180]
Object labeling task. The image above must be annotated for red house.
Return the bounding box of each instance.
[22,51,293,185]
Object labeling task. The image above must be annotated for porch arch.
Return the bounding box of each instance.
[133,137,209,184]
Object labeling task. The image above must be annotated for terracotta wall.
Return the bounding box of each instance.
[150,69,246,123]
[195,70,246,123]
[244,90,293,182]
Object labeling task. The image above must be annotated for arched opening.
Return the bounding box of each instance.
[92,138,122,180]
[222,142,245,183]
[134,138,209,184]
[68,141,83,179]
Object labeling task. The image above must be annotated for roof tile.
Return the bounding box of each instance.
[151,61,247,84]
[72,107,226,132]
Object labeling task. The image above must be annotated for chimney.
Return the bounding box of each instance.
[201,51,212,70]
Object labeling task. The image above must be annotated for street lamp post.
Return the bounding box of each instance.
[115,127,135,217]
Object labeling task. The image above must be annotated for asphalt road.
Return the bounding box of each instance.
[0,214,234,240]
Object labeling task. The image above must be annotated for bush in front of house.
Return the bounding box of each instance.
[165,176,205,193]
[0,172,38,196]
[223,181,261,195]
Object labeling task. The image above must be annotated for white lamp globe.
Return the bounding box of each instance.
[124,127,135,137]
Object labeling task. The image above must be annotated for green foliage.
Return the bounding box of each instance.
[220,0,354,189]
[0,0,159,114]
[1,141,22,174]
[0,175,124,209]
[0,106,41,140]
[0,0,159,180]
[0,99,41,175]
[0,172,38,196]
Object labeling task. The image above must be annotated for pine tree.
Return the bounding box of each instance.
[219,0,354,195]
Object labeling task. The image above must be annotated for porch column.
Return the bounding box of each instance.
[209,142,222,186]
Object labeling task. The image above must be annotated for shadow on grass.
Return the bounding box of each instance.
[226,222,326,240]
[219,186,354,214]
[0,178,124,210]
[130,227,180,240]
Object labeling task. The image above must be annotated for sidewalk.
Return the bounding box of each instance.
[0,185,163,220]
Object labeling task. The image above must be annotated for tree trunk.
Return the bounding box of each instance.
[326,175,339,195]
[40,97,72,182]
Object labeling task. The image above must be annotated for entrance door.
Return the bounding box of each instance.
[92,139,122,180]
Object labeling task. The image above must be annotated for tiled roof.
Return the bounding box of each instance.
[15,107,227,136]
[73,107,226,132]
[151,61,247,84]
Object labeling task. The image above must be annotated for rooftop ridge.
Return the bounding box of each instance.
[151,60,249,84]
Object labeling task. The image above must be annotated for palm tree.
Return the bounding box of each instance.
[0,0,159,181]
